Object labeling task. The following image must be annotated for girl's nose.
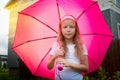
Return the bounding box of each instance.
[67,26,70,31]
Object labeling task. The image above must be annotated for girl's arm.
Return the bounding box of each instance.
[58,55,88,72]
[69,55,88,72]
[47,49,64,70]
[47,55,57,70]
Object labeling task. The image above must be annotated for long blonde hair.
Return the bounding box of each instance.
[57,16,84,60]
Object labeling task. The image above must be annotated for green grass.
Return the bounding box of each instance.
[0,68,49,80]
[0,72,19,80]
[0,68,18,80]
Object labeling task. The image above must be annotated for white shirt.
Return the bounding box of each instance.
[50,42,88,80]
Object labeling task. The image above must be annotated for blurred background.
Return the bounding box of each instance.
[0,0,120,80]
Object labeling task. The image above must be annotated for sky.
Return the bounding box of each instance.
[0,35,8,55]
[0,0,10,55]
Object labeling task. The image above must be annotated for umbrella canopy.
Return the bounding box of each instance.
[12,0,113,79]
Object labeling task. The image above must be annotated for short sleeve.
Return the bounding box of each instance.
[83,44,88,55]
[49,42,59,55]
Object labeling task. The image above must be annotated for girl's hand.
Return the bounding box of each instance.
[54,48,64,58]
[57,58,70,67]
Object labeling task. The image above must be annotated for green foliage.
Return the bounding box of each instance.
[83,67,109,80]
[97,67,111,80]
[83,76,97,80]
[0,68,49,80]
[112,71,120,80]
[83,67,120,80]
[0,68,9,72]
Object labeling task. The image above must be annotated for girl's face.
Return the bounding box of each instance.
[61,19,76,40]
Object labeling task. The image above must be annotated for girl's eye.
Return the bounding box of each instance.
[63,26,67,28]
[63,25,74,28]
[70,25,74,28]
[62,25,75,28]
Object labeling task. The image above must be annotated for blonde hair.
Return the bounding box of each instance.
[57,15,84,60]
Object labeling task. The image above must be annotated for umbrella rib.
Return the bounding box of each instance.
[88,56,100,70]
[12,36,57,49]
[56,0,61,22]
[81,33,113,37]
[34,48,52,75]
[77,1,97,20]
[19,12,58,34]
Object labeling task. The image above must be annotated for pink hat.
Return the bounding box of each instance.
[61,15,76,22]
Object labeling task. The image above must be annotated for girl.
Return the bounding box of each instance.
[47,15,88,80]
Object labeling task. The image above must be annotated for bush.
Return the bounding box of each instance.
[83,67,120,80]
[112,71,120,80]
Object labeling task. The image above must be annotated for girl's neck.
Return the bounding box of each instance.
[65,39,74,45]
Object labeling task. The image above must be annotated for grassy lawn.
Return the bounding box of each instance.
[0,68,19,80]
[0,68,49,80]
[0,73,19,80]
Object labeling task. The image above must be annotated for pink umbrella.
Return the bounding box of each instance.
[12,0,113,79]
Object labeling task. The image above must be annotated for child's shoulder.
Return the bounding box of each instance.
[52,41,60,47]
[53,41,59,45]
